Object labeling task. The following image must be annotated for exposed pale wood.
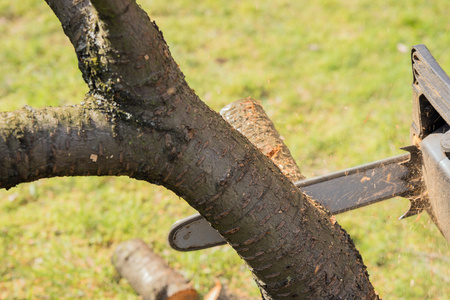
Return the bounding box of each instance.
[112,239,198,300]
[220,98,305,182]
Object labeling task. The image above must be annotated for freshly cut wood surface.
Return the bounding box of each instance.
[220,98,305,182]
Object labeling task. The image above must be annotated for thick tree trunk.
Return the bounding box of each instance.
[0,0,379,298]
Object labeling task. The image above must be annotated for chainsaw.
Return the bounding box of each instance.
[168,44,450,251]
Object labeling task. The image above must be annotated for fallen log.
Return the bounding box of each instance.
[112,239,198,300]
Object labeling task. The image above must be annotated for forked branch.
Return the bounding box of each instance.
[0,0,381,298]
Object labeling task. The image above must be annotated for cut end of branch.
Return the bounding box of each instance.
[220,98,305,182]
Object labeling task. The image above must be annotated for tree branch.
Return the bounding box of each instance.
[0,100,129,189]
[47,0,182,109]
[1,91,377,298]
[45,0,92,47]
[221,98,305,182]
[0,0,382,298]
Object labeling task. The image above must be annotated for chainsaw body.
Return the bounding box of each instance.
[410,44,450,241]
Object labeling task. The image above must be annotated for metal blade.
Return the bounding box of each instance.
[296,146,422,214]
[168,214,229,251]
[169,146,423,251]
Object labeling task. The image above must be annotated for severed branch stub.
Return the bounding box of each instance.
[220,98,305,182]
[112,239,198,300]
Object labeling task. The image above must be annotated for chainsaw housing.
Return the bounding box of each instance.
[410,44,450,241]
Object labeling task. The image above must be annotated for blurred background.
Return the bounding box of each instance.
[0,0,449,298]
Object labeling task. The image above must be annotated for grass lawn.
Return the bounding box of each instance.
[1,0,449,299]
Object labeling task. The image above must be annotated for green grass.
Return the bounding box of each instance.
[1,0,449,299]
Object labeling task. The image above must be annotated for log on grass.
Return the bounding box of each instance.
[112,239,198,300]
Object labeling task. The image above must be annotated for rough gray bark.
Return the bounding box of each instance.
[0,0,379,298]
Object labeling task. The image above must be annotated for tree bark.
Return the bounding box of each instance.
[0,0,379,298]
